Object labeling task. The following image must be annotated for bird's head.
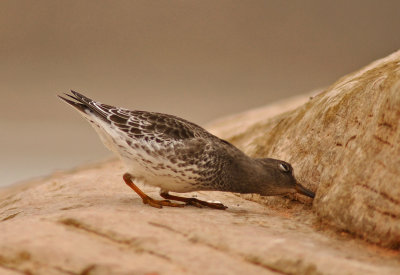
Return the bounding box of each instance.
[253,158,315,199]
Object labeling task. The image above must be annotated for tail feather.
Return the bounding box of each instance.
[58,90,109,122]
[58,95,88,113]
[69,90,95,105]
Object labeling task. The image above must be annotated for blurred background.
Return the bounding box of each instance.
[1,0,400,187]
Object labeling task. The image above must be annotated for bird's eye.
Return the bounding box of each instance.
[279,163,290,173]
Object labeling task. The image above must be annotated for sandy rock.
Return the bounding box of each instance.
[1,160,400,275]
[208,50,400,249]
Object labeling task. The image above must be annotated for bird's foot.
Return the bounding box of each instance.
[123,173,184,209]
[124,174,227,210]
[160,191,227,210]
[142,196,185,209]
[184,198,227,210]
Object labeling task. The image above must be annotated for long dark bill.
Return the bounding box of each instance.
[295,183,315,198]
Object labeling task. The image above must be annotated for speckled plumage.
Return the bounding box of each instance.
[59,91,315,209]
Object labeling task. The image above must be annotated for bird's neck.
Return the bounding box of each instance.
[221,157,264,194]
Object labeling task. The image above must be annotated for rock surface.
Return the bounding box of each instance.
[1,50,400,274]
[209,50,400,249]
[1,160,400,275]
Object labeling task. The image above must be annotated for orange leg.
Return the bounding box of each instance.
[123,173,184,208]
[160,191,227,210]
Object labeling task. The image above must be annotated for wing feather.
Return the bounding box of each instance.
[62,91,212,144]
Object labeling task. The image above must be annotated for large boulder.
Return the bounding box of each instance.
[209,50,400,248]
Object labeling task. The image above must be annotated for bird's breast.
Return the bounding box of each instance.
[119,143,206,192]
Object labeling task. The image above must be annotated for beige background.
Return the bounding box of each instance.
[1,0,400,187]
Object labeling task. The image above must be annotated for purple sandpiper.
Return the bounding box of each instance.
[59,91,315,209]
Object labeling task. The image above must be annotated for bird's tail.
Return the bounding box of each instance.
[58,90,109,121]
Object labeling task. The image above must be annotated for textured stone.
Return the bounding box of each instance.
[1,160,399,274]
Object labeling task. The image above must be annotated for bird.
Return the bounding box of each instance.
[59,91,315,210]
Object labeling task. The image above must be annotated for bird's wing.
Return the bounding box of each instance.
[113,109,211,143]
[61,91,211,144]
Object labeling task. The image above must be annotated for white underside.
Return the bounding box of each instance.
[81,111,200,193]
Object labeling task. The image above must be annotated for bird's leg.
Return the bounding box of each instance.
[123,173,184,208]
[160,191,228,210]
